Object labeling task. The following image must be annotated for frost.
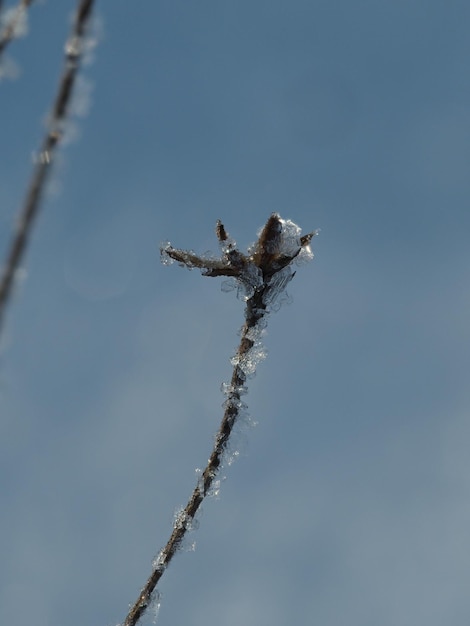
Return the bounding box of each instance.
[0,55,20,82]
[219,234,237,256]
[244,322,266,342]
[149,588,161,624]
[0,6,29,39]
[278,218,302,257]
[151,550,166,571]
[70,75,94,118]
[160,242,175,266]
[205,478,221,498]
[170,506,200,551]
[33,149,52,165]
[173,507,191,532]
[263,266,295,311]
[65,34,82,59]
[296,230,319,266]
[150,214,316,624]
[230,343,267,378]
[224,447,241,466]
[167,249,199,270]
[221,278,237,293]
[82,16,102,67]
[222,394,249,412]
[234,262,263,301]
[65,14,101,66]
[220,381,248,396]
[296,245,314,265]
[241,263,263,289]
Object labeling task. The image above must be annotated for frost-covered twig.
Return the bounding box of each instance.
[0,0,95,332]
[122,214,317,626]
[0,0,34,58]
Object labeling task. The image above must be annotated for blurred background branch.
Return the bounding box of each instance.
[0,0,95,333]
[0,0,35,58]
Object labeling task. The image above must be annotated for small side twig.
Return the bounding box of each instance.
[122,214,317,626]
[0,0,95,333]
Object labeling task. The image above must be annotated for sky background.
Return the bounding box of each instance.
[1,1,470,625]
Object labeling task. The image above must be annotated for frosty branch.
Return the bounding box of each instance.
[0,0,35,58]
[0,0,95,332]
[121,214,317,626]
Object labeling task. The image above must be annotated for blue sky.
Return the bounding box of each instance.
[1,1,470,625]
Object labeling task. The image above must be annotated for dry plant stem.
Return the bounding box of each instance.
[0,0,95,332]
[122,303,265,626]
[0,0,35,56]
[122,215,314,626]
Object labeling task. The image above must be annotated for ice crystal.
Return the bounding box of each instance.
[230,343,267,378]
[149,588,161,624]
[151,550,166,571]
[263,266,295,311]
[160,242,175,266]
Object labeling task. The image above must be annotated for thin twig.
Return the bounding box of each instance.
[0,0,35,57]
[122,214,316,626]
[0,0,95,333]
